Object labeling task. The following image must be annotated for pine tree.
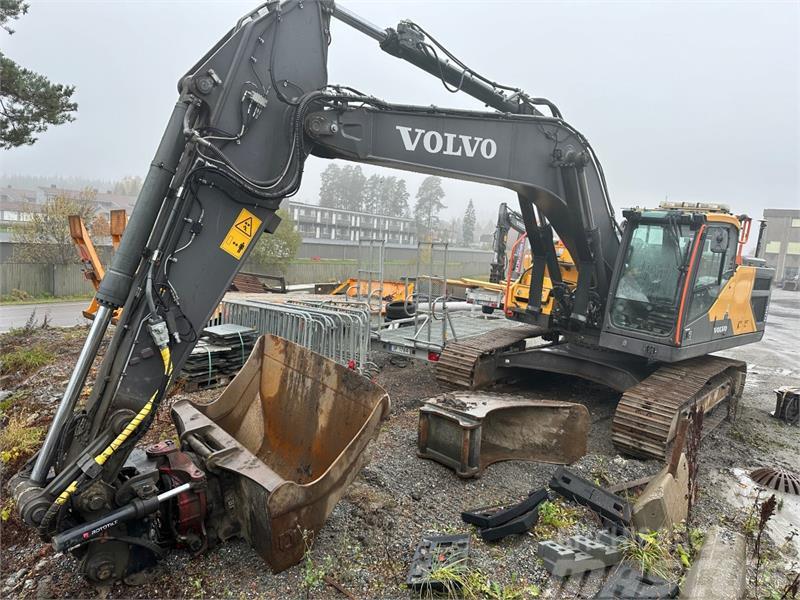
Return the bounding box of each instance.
[389,178,410,217]
[414,176,446,241]
[340,165,366,212]
[363,174,383,214]
[319,164,342,208]
[1,2,78,149]
[462,199,476,246]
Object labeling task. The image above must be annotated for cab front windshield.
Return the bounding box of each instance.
[610,221,693,337]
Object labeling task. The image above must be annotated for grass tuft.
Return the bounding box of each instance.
[0,344,55,375]
[620,530,678,582]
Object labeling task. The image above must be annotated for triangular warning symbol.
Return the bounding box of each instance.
[235,217,253,237]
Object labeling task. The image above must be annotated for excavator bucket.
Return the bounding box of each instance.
[171,334,390,572]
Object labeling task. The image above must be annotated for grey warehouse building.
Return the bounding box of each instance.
[759,208,800,283]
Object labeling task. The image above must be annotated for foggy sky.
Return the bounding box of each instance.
[2,0,798,225]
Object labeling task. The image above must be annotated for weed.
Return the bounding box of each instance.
[753,494,778,596]
[686,406,704,523]
[687,527,705,558]
[620,530,677,582]
[300,528,333,599]
[2,309,38,339]
[0,415,45,464]
[421,558,471,599]
[590,457,611,487]
[0,344,55,375]
[1,498,14,521]
[780,571,799,600]
[8,289,31,302]
[419,567,541,600]
[533,499,579,538]
[190,577,204,599]
[676,543,691,568]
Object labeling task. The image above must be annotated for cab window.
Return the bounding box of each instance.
[610,221,694,337]
[687,225,737,321]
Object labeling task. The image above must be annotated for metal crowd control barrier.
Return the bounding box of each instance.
[219,299,374,374]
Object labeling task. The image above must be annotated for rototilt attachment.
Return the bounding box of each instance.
[172,334,390,571]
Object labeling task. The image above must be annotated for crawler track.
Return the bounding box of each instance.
[435,325,543,388]
[612,355,746,460]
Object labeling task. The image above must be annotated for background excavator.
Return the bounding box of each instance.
[11,0,774,584]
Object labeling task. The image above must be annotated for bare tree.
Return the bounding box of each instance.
[12,190,96,264]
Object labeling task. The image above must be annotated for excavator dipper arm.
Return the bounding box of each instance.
[489,203,526,284]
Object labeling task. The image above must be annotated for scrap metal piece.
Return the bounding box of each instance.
[593,563,679,599]
[462,488,549,529]
[418,392,589,478]
[550,467,632,526]
[749,467,800,495]
[406,534,471,593]
[772,386,800,425]
[479,504,540,542]
[171,335,390,572]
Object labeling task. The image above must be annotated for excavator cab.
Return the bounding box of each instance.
[600,202,774,362]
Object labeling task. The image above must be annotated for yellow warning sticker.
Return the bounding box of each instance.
[220,208,262,260]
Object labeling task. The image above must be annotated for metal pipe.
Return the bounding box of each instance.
[331,4,543,116]
[31,305,113,483]
[331,3,388,42]
[51,482,192,552]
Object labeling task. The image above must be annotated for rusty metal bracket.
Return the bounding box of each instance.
[418,392,589,478]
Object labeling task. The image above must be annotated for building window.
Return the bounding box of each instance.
[765,241,781,254]
[792,218,800,227]
[787,242,800,255]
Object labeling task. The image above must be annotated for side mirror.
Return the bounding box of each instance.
[710,228,729,253]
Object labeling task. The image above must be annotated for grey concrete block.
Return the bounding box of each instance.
[542,552,605,578]
[540,531,625,577]
[537,540,575,563]
[680,526,746,600]
[597,530,626,547]
[571,534,608,557]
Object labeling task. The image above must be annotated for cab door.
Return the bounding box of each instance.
[680,222,749,346]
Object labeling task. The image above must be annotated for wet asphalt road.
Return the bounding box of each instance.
[0,301,90,332]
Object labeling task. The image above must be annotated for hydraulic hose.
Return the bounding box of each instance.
[38,347,173,536]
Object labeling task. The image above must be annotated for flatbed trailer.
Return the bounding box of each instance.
[377,310,530,361]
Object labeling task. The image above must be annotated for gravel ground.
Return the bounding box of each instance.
[1,290,798,599]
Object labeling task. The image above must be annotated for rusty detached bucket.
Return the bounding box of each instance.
[171,334,390,571]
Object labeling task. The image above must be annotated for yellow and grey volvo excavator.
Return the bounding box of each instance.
[11,0,773,584]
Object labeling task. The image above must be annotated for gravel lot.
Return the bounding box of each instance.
[1,290,798,599]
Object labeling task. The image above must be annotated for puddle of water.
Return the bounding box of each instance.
[720,468,800,564]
